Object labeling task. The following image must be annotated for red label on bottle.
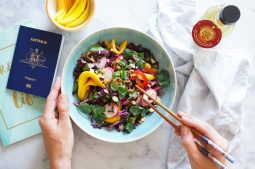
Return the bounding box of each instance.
[192,20,222,48]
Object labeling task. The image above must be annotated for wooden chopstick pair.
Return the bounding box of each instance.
[135,85,235,169]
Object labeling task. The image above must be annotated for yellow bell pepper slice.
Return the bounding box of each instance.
[104,40,110,47]
[78,71,105,88]
[145,73,155,81]
[104,115,121,124]
[136,73,155,81]
[107,39,127,54]
[78,71,105,100]
[108,39,119,54]
[55,0,67,21]
[78,79,97,100]
[118,40,127,54]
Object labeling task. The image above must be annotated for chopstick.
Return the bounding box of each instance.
[135,85,235,164]
[139,95,226,169]
[194,139,226,169]
[143,97,179,129]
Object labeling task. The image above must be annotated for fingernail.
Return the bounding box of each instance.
[181,116,189,121]
[177,110,184,117]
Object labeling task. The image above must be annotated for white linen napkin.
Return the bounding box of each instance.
[149,0,250,168]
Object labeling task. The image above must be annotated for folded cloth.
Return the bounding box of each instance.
[149,0,250,168]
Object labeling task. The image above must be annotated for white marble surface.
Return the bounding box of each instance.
[0,0,255,169]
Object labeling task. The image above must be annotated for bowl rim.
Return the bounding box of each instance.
[61,27,177,143]
[46,0,95,32]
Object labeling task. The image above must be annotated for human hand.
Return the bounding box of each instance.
[175,111,228,169]
[39,77,74,169]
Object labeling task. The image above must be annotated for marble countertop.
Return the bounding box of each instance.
[0,0,255,169]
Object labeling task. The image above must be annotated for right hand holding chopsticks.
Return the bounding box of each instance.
[175,111,229,169]
[135,85,233,168]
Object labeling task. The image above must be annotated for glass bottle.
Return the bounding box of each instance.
[203,5,241,36]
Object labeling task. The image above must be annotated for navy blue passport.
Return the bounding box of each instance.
[7,26,64,98]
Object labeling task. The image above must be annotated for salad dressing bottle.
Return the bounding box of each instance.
[192,5,241,48]
[203,5,241,36]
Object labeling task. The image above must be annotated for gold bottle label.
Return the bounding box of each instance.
[192,20,222,48]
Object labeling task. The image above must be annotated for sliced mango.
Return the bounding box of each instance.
[145,73,155,81]
[144,63,151,69]
[104,115,121,124]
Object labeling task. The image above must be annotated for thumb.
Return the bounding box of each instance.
[181,126,200,158]
[57,94,70,121]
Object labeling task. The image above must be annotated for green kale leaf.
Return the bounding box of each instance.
[73,80,78,93]
[110,82,119,91]
[141,108,150,117]
[123,49,145,69]
[118,60,126,67]
[113,70,127,80]
[125,122,134,133]
[117,85,128,96]
[120,70,127,80]
[82,63,90,71]
[157,69,170,88]
[87,91,99,100]
[79,103,106,123]
[123,49,134,58]
[113,71,121,78]
[128,116,137,124]
[91,105,106,123]
[129,105,143,115]
[128,90,138,99]
[135,56,145,69]
[79,103,92,114]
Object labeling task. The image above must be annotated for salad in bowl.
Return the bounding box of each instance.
[73,39,170,133]
[61,27,176,142]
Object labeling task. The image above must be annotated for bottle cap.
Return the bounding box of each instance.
[192,20,222,48]
[219,5,241,24]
